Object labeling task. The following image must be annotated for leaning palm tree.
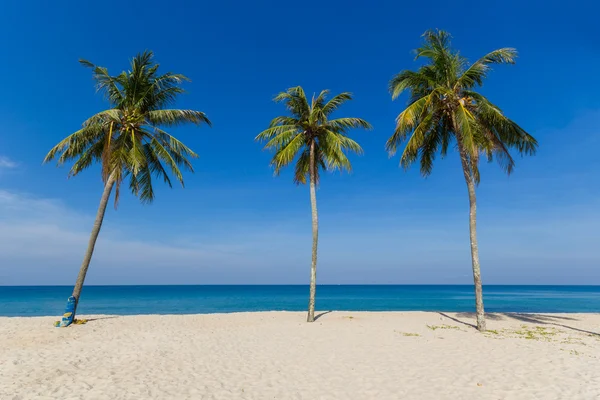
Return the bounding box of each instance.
[387,30,537,331]
[44,51,210,323]
[256,87,371,322]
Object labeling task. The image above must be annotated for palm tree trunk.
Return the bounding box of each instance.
[307,141,319,323]
[71,172,117,318]
[456,136,487,332]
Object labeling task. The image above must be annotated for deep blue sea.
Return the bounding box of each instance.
[1,285,600,317]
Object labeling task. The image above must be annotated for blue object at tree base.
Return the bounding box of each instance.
[58,296,77,327]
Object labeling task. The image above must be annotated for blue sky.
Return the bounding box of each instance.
[0,0,599,285]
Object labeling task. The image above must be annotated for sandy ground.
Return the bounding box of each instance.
[1,311,599,400]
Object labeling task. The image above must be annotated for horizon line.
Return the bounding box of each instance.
[3,284,600,287]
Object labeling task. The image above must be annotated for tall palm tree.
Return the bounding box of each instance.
[387,30,537,331]
[256,87,371,322]
[44,51,211,321]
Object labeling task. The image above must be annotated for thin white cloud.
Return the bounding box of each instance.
[0,156,17,169]
[1,109,600,285]
[1,183,599,286]
[0,189,308,285]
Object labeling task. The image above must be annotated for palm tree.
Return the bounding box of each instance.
[387,30,537,331]
[256,87,371,322]
[44,51,211,321]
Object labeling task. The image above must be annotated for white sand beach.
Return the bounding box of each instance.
[1,312,599,400]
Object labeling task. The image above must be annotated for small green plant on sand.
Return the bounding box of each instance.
[561,337,587,346]
[401,332,421,337]
[511,326,558,341]
[426,324,462,331]
[482,329,502,339]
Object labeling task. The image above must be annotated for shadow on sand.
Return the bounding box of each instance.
[439,312,599,336]
[83,316,120,323]
[314,311,333,321]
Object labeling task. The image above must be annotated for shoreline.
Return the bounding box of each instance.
[2,311,599,399]
[2,310,600,319]
[3,309,600,318]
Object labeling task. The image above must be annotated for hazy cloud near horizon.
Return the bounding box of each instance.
[0,186,598,285]
[1,111,599,286]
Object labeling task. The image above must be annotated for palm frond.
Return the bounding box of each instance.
[322,92,352,115]
[456,48,517,89]
[147,109,211,127]
[386,94,432,155]
[454,102,479,159]
[274,86,310,118]
[68,140,105,178]
[82,109,122,128]
[129,164,155,204]
[293,149,311,185]
[148,137,185,186]
[399,113,435,170]
[44,125,106,165]
[79,59,124,105]
[326,131,364,156]
[256,125,300,141]
[143,143,172,187]
[263,130,303,151]
[327,117,372,133]
[270,132,306,175]
[312,90,329,111]
[268,116,299,127]
[151,127,197,171]
[319,131,354,172]
[389,70,435,100]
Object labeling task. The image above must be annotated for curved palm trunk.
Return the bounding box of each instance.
[307,141,319,323]
[456,136,486,332]
[70,173,116,318]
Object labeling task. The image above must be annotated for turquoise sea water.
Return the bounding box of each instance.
[1,285,599,317]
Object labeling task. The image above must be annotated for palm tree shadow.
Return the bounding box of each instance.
[84,316,119,323]
[314,311,333,321]
[438,312,476,329]
[503,313,600,337]
[451,312,599,336]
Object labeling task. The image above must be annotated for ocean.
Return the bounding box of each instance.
[1,285,600,317]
